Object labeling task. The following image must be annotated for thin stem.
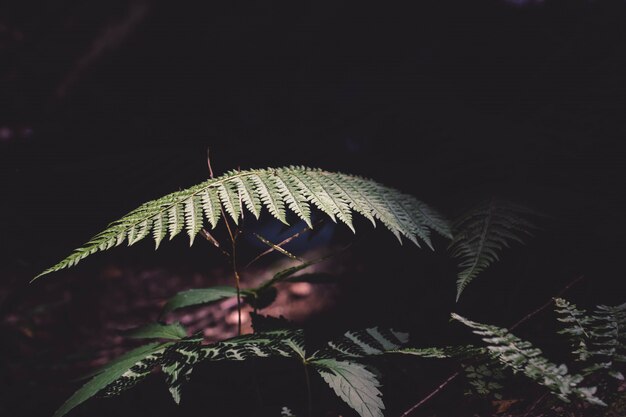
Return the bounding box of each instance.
[206,146,215,179]
[510,275,584,331]
[206,146,242,335]
[303,362,313,417]
[245,220,323,268]
[230,228,242,335]
[399,371,460,417]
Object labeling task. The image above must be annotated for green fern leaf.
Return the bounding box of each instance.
[200,188,222,228]
[555,298,593,362]
[449,199,537,301]
[161,329,305,403]
[34,167,450,279]
[167,203,185,240]
[232,176,262,219]
[183,196,203,246]
[250,171,288,224]
[274,171,313,227]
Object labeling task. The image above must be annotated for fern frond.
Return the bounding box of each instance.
[555,299,626,380]
[449,199,537,301]
[312,327,409,359]
[35,167,450,279]
[161,329,305,403]
[452,313,605,405]
[555,298,593,362]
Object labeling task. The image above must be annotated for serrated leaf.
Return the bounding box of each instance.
[217,182,241,224]
[53,342,170,417]
[161,286,239,315]
[312,359,384,417]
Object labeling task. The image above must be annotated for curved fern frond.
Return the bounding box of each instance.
[452,313,605,406]
[35,167,451,280]
[449,199,538,301]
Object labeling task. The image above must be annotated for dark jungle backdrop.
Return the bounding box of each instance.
[1,1,625,416]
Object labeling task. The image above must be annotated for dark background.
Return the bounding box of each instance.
[1,1,626,416]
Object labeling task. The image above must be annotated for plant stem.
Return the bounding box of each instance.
[399,371,460,417]
[302,362,313,417]
[230,228,242,335]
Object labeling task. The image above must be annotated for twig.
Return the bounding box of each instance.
[252,233,303,262]
[400,371,460,417]
[199,228,230,258]
[523,392,548,417]
[207,147,215,179]
[245,220,323,268]
[399,275,585,417]
[510,275,584,331]
[56,1,149,97]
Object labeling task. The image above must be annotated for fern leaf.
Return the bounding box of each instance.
[217,182,242,224]
[200,188,222,228]
[449,199,537,301]
[555,298,593,362]
[151,212,167,249]
[312,359,384,417]
[167,203,185,240]
[161,329,304,403]
[35,167,450,279]
[232,176,261,219]
[250,171,288,224]
[183,196,203,246]
[305,170,355,232]
[274,171,313,227]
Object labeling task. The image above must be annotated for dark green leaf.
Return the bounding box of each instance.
[125,322,187,340]
[54,342,170,417]
[162,286,238,315]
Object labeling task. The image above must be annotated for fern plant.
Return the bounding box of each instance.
[38,162,571,417]
[39,164,458,417]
